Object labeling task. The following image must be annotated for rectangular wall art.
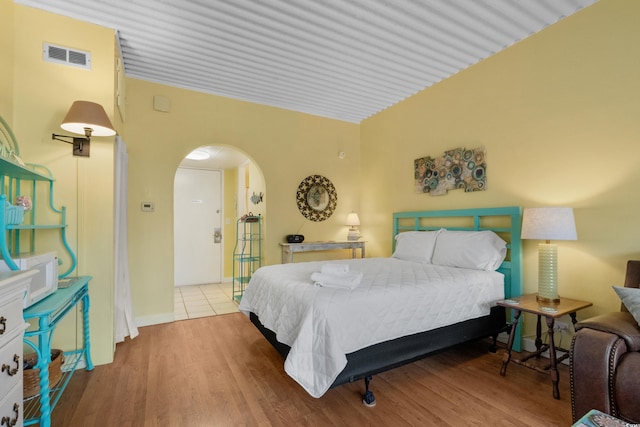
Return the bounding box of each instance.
[414,147,486,196]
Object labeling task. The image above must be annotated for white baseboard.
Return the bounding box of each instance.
[135,313,175,327]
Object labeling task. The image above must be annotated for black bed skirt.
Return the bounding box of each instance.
[249,305,507,389]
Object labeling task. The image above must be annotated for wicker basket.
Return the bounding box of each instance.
[4,202,24,225]
[23,349,64,399]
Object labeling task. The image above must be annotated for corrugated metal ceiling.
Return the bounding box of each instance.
[16,0,598,123]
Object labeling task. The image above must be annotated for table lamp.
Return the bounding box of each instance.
[521,207,577,303]
[346,212,360,241]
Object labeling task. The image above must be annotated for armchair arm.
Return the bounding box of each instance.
[570,327,628,422]
[576,312,640,351]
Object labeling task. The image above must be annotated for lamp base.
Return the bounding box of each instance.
[537,242,560,303]
[347,227,360,241]
[536,294,560,303]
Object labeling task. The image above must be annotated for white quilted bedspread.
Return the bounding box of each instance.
[238,258,504,398]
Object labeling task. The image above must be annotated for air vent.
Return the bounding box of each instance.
[43,43,91,69]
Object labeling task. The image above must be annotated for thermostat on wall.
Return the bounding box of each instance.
[141,201,155,212]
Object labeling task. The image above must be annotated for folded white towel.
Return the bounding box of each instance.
[320,263,349,275]
[311,271,363,290]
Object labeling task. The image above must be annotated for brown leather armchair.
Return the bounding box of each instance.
[570,260,640,424]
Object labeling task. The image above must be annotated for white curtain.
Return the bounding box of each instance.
[114,137,139,344]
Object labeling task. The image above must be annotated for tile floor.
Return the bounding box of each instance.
[174,282,239,321]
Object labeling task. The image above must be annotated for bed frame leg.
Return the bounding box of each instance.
[362,375,376,407]
[489,333,498,353]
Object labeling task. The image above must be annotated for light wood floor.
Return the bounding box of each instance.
[53,313,572,427]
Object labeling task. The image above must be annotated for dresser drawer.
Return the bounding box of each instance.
[0,381,23,427]
[0,331,23,400]
[0,292,24,341]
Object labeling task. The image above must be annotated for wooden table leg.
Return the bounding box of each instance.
[545,316,560,399]
[282,247,293,264]
[569,311,578,330]
[500,309,522,376]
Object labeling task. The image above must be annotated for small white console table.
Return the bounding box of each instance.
[280,241,365,264]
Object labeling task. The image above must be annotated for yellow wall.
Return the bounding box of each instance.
[6,4,117,365]
[0,0,15,122]
[125,78,360,322]
[361,0,640,331]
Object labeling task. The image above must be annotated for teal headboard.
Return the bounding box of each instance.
[392,206,523,349]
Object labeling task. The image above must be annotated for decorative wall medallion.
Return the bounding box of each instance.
[414,146,486,196]
[296,175,337,221]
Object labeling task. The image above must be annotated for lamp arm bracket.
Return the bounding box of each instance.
[52,133,89,144]
[51,133,91,157]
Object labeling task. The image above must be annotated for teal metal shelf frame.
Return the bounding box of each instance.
[22,276,93,427]
[0,115,77,277]
[0,158,77,278]
[232,215,261,302]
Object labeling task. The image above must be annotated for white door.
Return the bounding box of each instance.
[174,168,222,286]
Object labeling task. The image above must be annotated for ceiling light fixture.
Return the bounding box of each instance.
[186,150,210,160]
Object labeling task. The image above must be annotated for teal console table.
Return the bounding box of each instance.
[22,276,93,427]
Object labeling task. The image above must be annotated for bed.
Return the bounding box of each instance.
[238,206,523,404]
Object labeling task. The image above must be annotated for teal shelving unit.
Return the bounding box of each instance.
[0,115,77,277]
[232,215,261,302]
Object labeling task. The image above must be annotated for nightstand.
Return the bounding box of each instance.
[497,294,592,399]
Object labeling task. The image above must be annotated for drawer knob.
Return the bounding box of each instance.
[0,403,19,426]
[0,316,6,335]
[1,354,19,377]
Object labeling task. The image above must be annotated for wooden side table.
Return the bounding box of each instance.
[279,241,365,263]
[497,294,592,399]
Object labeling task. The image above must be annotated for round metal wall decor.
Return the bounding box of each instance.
[296,175,337,222]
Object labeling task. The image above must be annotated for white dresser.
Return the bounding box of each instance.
[0,270,36,427]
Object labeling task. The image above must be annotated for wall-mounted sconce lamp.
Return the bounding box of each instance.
[52,100,116,157]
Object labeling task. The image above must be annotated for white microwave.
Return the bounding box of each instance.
[0,252,58,308]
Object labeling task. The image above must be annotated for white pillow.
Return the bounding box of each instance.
[392,230,442,264]
[431,230,507,271]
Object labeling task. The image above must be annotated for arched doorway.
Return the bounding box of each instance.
[173,145,266,320]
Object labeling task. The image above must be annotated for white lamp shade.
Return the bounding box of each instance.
[346,212,360,226]
[60,100,116,137]
[521,207,577,241]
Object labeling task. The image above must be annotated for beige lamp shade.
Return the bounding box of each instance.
[521,207,577,241]
[60,101,116,137]
[346,212,360,226]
